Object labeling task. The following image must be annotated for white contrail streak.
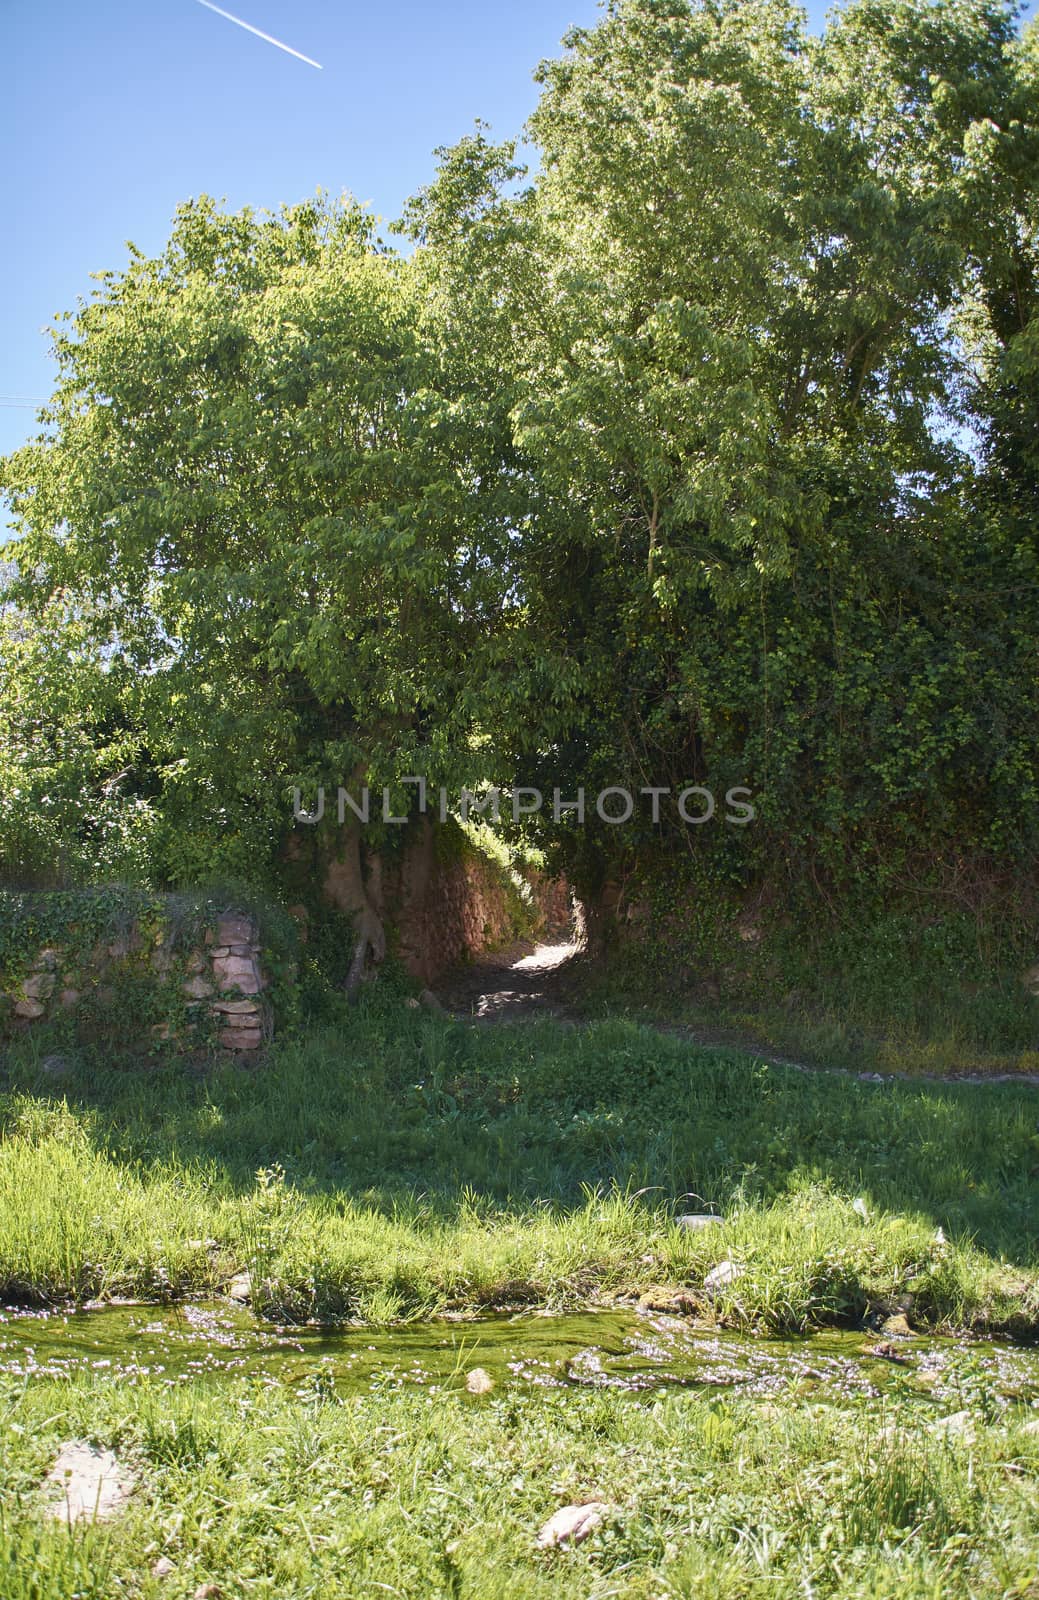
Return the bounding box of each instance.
[194,0,323,69]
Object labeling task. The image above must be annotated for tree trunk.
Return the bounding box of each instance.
[322,824,386,994]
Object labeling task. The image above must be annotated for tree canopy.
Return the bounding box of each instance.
[2,0,1037,916]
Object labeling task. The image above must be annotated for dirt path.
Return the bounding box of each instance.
[437,939,580,1021]
[437,941,1039,1088]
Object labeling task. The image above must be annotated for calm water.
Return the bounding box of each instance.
[2,1303,1038,1412]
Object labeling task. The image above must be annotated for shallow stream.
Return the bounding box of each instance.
[2,1304,1038,1415]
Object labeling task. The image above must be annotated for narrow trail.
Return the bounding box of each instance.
[436,940,1039,1089]
[437,939,580,1022]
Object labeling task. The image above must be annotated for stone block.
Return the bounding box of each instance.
[22,972,56,1001]
[212,957,261,995]
[14,997,46,1020]
[217,915,254,947]
[182,975,214,1000]
[219,1026,263,1052]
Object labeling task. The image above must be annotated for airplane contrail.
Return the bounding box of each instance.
[194,0,323,69]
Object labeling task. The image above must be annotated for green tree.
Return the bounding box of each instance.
[1,195,518,965]
[407,0,1038,908]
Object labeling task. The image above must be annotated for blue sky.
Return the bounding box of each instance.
[2,0,1034,462]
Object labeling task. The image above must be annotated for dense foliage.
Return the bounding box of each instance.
[1,0,1036,968]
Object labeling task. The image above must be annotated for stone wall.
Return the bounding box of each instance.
[2,909,274,1054]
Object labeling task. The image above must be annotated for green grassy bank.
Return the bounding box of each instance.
[1,997,1037,1332]
[4,1362,1039,1600]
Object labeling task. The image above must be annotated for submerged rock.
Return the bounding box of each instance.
[865,1340,912,1364]
[536,1501,610,1549]
[637,1286,699,1314]
[44,1441,134,1523]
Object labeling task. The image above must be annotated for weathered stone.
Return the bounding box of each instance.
[212,999,261,1016]
[465,1367,495,1394]
[14,998,46,1020]
[704,1260,745,1293]
[22,971,56,1001]
[152,1557,176,1579]
[182,975,214,1000]
[638,1286,698,1314]
[185,950,207,974]
[219,1026,263,1052]
[676,1213,725,1233]
[535,1502,610,1549]
[44,1441,134,1523]
[40,1053,74,1080]
[213,965,261,996]
[227,1271,251,1302]
[34,947,62,971]
[929,1410,975,1439]
[217,914,254,947]
[210,946,232,958]
[58,988,80,1009]
[213,954,259,981]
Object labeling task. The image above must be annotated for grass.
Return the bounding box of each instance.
[2,1356,1039,1598]
[576,899,1039,1078]
[2,997,1039,1596]
[1,994,1037,1332]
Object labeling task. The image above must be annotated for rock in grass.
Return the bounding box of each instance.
[44,1442,134,1523]
[39,1053,74,1080]
[929,1410,975,1439]
[419,988,445,1014]
[676,1213,725,1232]
[536,1501,610,1549]
[227,1271,251,1303]
[465,1367,495,1394]
[152,1557,175,1578]
[703,1260,744,1293]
